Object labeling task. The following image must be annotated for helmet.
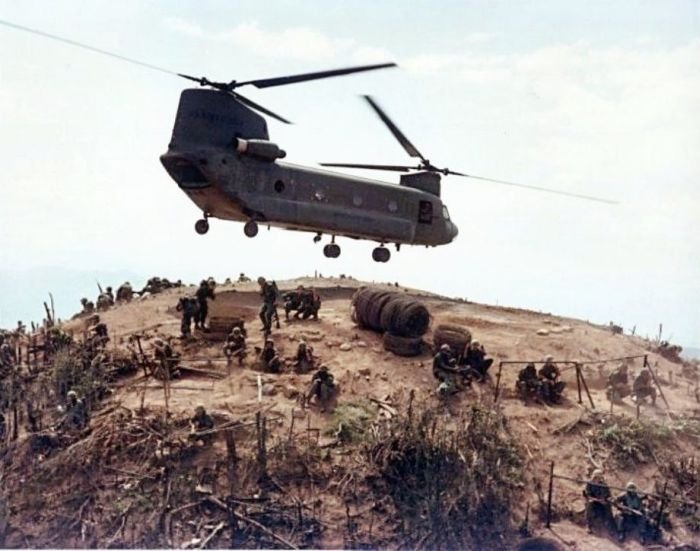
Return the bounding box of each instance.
[619,363,628,372]
[232,327,241,334]
[440,344,451,352]
[80,297,88,304]
[626,481,637,492]
[106,286,112,292]
[257,277,266,284]
[472,340,480,347]
[154,339,164,346]
[299,340,306,347]
[591,469,604,481]
[545,355,554,362]
[320,365,329,372]
[200,280,207,286]
[265,338,274,345]
[195,405,205,414]
[67,390,77,399]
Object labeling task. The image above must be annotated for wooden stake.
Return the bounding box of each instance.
[546,461,554,528]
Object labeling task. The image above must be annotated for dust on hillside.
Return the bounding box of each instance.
[0,276,698,549]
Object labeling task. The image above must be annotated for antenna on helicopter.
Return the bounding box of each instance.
[321,95,618,205]
[0,18,396,125]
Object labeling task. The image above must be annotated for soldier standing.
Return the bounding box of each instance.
[176,297,198,338]
[257,277,278,334]
[195,280,216,330]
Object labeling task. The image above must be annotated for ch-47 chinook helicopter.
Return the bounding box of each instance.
[2,19,616,263]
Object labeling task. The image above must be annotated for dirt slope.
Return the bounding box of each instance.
[4,276,699,549]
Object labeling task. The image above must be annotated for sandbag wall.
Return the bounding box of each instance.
[351,288,431,356]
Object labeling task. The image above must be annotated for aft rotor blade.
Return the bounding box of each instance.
[238,63,397,89]
[0,18,177,76]
[363,95,425,161]
[232,92,292,124]
[454,173,618,204]
[319,163,412,172]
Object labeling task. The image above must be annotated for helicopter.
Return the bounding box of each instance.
[2,19,615,263]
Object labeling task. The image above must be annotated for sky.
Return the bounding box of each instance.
[0,1,698,345]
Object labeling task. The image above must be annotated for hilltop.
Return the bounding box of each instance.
[0,277,698,549]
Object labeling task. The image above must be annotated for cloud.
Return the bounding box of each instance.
[164,17,394,63]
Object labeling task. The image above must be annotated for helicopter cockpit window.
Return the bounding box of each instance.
[388,200,398,213]
[418,200,433,224]
[442,205,451,220]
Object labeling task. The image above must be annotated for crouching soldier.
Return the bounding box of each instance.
[538,356,565,403]
[259,339,281,373]
[223,327,247,366]
[80,297,95,315]
[583,470,614,533]
[299,288,321,320]
[462,340,493,381]
[189,405,215,445]
[632,369,657,406]
[615,481,650,543]
[116,282,134,302]
[516,363,541,401]
[283,287,303,320]
[293,340,316,373]
[58,390,89,432]
[433,344,466,396]
[607,363,631,403]
[306,365,336,411]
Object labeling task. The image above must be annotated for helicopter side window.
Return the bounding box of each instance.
[442,205,450,220]
[418,200,433,224]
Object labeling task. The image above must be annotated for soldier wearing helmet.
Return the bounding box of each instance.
[293,340,316,373]
[632,368,657,405]
[607,362,632,403]
[258,277,278,334]
[259,338,281,373]
[462,339,493,381]
[223,325,247,365]
[195,279,216,330]
[189,405,215,445]
[538,355,565,403]
[306,365,336,411]
[60,389,88,431]
[432,343,463,395]
[80,297,95,314]
[615,480,649,542]
[583,469,613,533]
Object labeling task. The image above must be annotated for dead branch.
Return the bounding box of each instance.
[198,521,225,549]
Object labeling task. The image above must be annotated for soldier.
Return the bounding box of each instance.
[283,287,304,320]
[299,287,321,320]
[433,344,465,396]
[189,405,215,445]
[105,286,115,304]
[176,297,198,338]
[237,272,251,283]
[306,365,336,411]
[80,297,95,314]
[538,355,565,403]
[462,340,493,381]
[615,481,649,542]
[607,363,631,403]
[293,340,316,373]
[96,292,112,311]
[88,317,110,348]
[116,282,134,302]
[516,363,540,400]
[632,369,657,405]
[257,277,278,334]
[195,280,216,330]
[153,338,181,379]
[59,390,89,431]
[259,339,281,373]
[16,320,26,335]
[583,470,614,533]
[223,327,247,365]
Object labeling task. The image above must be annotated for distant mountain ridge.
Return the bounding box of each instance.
[682,346,700,360]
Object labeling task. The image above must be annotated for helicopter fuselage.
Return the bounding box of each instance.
[160,88,458,258]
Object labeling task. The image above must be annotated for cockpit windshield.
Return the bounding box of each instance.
[442,205,451,220]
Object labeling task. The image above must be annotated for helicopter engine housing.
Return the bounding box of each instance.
[235,138,286,161]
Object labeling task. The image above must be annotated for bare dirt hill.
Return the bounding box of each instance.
[2,277,698,549]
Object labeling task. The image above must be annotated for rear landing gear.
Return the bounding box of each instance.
[194,218,209,235]
[244,220,259,238]
[372,246,391,263]
[323,243,341,258]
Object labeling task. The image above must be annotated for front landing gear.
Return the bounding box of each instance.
[194,218,209,235]
[244,220,259,238]
[372,246,391,263]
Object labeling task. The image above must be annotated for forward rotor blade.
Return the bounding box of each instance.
[363,95,425,161]
[319,163,412,172]
[231,92,292,124]
[455,173,618,204]
[0,18,177,76]
[238,63,397,89]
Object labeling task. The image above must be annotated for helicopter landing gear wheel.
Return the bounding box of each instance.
[243,220,259,238]
[194,219,209,235]
[323,243,341,258]
[372,246,391,263]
